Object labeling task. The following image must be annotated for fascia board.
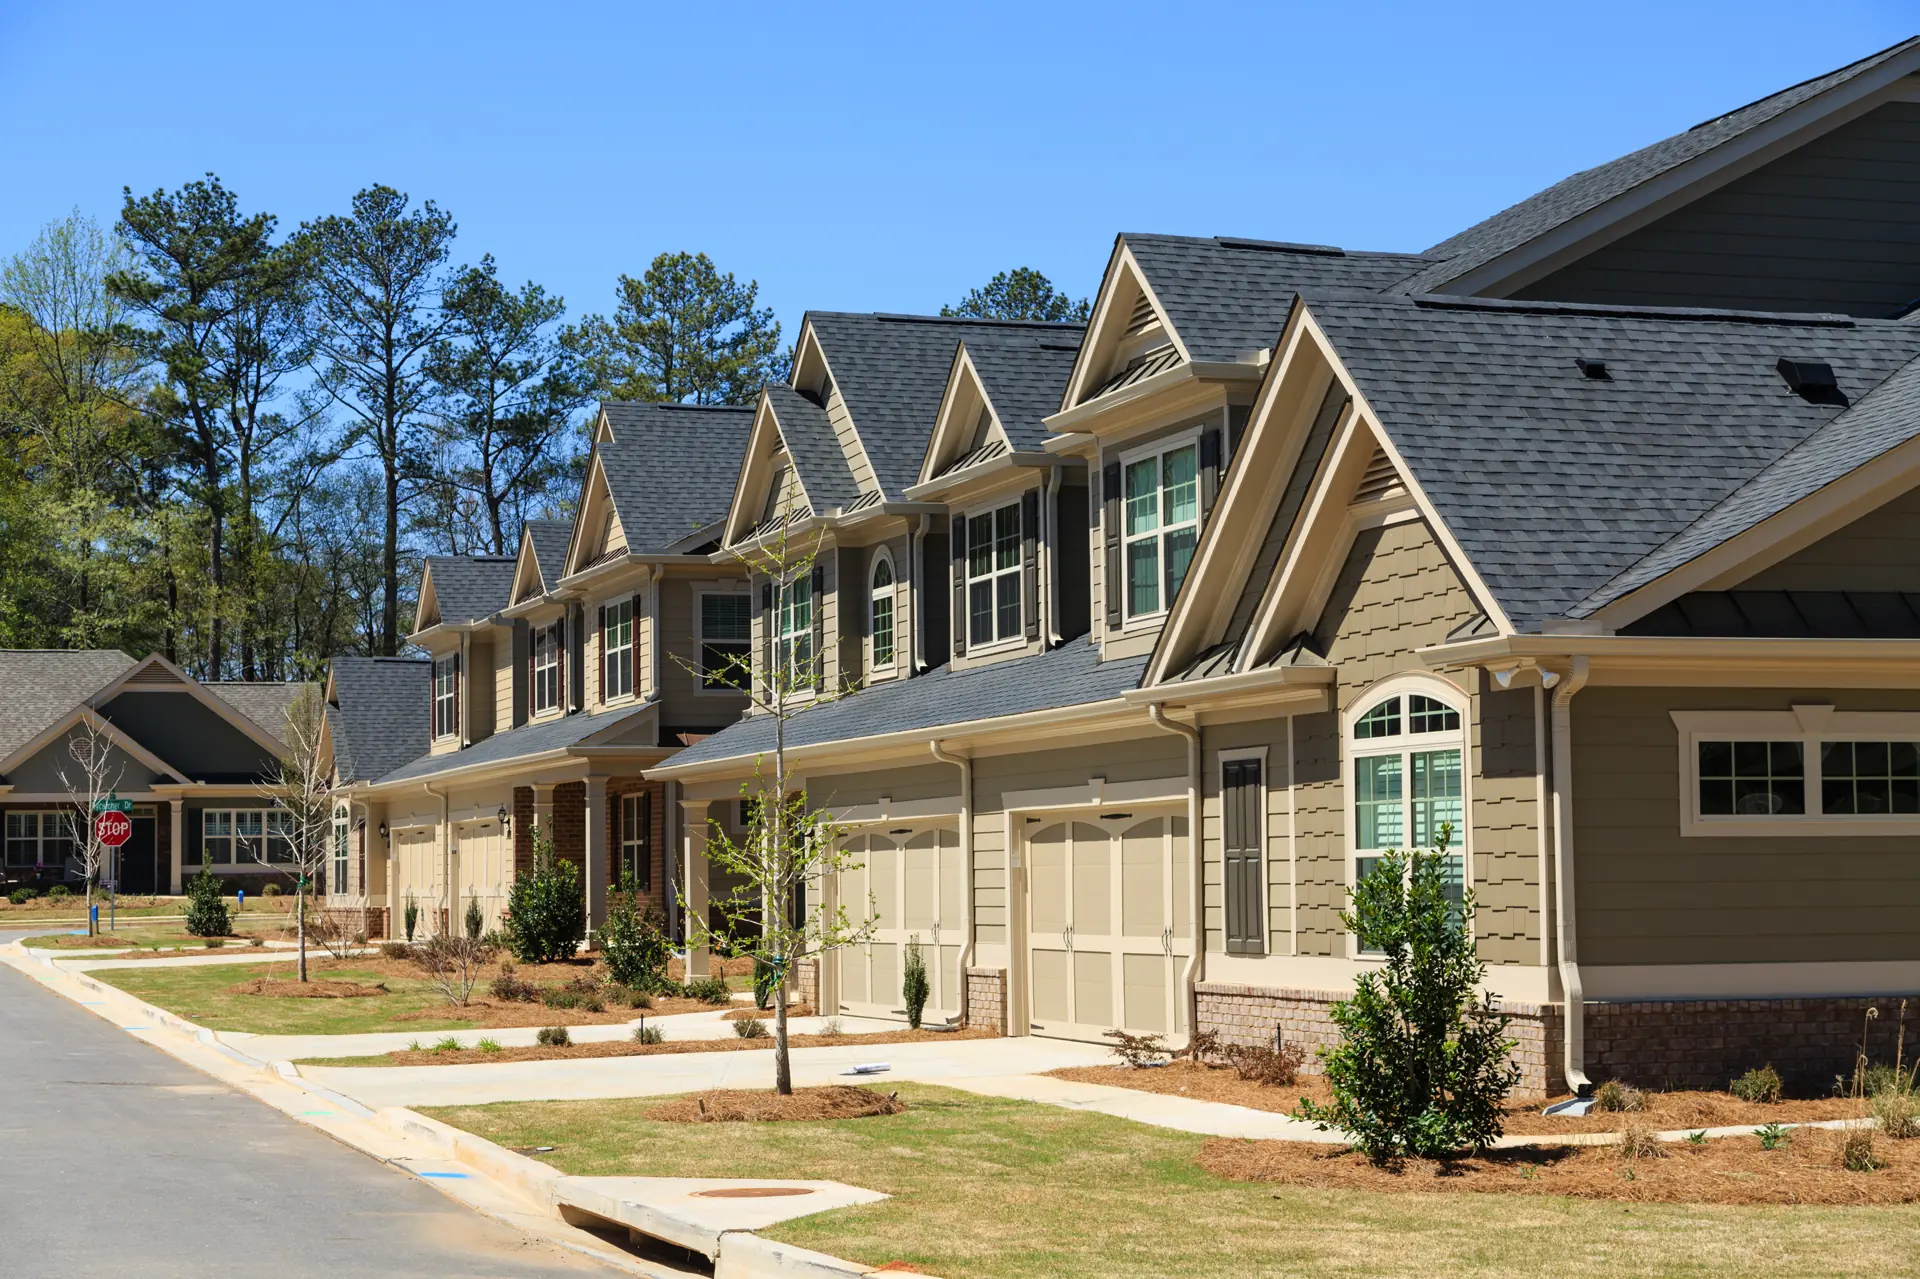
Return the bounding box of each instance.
[903,452,1058,501]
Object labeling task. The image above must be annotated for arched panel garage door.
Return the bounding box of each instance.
[833,825,963,1023]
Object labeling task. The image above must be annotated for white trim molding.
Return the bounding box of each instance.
[1671,707,1920,837]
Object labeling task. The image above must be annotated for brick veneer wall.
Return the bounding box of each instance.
[1586,997,1920,1093]
[512,786,535,875]
[966,966,1007,1035]
[795,956,820,1011]
[549,781,585,870]
[322,905,388,942]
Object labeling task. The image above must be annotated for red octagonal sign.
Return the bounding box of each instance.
[95,810,132,848]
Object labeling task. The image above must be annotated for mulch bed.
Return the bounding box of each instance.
[226,976,388,999]
[666,954,755,981]
[1199,1130,1920,1205]
[1048,1061,1869,1136]
[645,1085,906,1123]
[335,1025,996,1067]
[722,1004,815,1021]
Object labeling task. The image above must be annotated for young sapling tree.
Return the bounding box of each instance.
[55,714,126,937]
[254,685,334,981]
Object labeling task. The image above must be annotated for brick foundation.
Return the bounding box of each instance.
[965,966,1008,1035]
[323,905,388,941]
[795,956,820,1011]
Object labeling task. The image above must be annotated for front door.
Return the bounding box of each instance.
[833,825,963,1022]
[114,812,158,896]
[1025,809,1191,1043]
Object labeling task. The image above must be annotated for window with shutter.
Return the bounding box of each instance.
[963,500,1024,649]
[432,654,459,739]
[601,598,633,701]
[1222,758,1266,955]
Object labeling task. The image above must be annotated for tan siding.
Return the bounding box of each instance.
[1574,686,1920,967]
[1739,486,1920,592]
[493,631,515,735]
[1200,719,1294,956]
[972,734,1187,811]
[825,385,879,496]
[661,578,749,728]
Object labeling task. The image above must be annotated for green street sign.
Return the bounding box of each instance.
[92,798,133,814]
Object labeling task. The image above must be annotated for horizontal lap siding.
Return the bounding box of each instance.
[1574,686,1920,966]
[1740,487,1920,592]
[1200,720,1293,956]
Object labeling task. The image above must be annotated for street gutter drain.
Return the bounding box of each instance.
[691,1187,815,1199]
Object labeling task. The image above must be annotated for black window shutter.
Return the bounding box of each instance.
[1102,461,1122,630]
[189,807,203,863]
[950,514,968,656]
[555,613,567,711]
[760,580,774,689]
[1200,427,1223,516]
[1021,489,1040,642]
[810,564,825,687]
[597,605,608,702]
[511,619,529,727]
[1222,759,1265,955]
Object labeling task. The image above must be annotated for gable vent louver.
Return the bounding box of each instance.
[1124,292,1158,336]
[125,665,186,687]
[1352,449,1403,504]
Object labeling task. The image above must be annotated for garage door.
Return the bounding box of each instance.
[1025,810,1191,1043]
[453,817,508,936]
[834,826,963,1023]
[393,829,442,937]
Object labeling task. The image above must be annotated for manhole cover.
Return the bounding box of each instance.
[692,1186,815,1199]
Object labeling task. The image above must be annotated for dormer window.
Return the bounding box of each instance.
[776,576,814,689]
[967,502,1023,647]
[601,598,633,701]
[1122,440,1199,619]
[870,554,896,669]
[532,623,562,715]
[432,654,459,739]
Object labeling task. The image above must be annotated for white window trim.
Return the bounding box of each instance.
[1340,674,1474,959]
[1672,707,1920,837]
[963,498,1025,655]
[869,550,899,673]
[696,589,752,696]
[198,807,297,867]
[775,575,815,692]
[620,792,651,890]
[331,806,351,898]
[601,595,635,706]
[531,621,563,718]
[5,810,76,871]
[431,654,458,740]
[1116,426,1203,630]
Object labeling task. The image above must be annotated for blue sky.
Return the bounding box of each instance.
[2,2,1913,342]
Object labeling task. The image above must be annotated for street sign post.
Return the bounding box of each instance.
[92,797,133,814]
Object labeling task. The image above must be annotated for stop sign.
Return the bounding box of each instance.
[95,810,132,848]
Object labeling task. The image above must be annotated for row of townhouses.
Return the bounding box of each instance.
[10,39,1920,1096]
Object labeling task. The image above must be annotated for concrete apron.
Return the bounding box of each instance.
[1,941,922,1279]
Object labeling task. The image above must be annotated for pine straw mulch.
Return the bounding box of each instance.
[226,976,388,999]
[1047,1060,1868,1136]
[348,1025,996,1067]
[645,1085,907,1124]
[666,954,756,981]
[722,1004,816,1021]
[1199,1129,1920,1205]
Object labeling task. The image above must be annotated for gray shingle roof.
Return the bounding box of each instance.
[524,519,572,590]
[373,701,652,785]
[206,682,311,743]
[961,328,1085,452]
[808,312,1082,497]
[0,649,135,762]
[1403,38,1920,296]
[1577,351,1920,614]
[1123,235,1433,365]
[762,385,861,511]
[327,657,430,783]
[663,641,1148,770]
[596,402,755,552]
[1304,294,1920,632]
[424,555,518,625]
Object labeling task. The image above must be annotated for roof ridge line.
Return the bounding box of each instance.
[1405,293,1860,327]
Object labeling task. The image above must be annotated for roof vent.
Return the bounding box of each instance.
[1576,357,1610,380]
[1777,357,1844,403]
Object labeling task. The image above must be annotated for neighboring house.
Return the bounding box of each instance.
[318,654,430,937]
[337,401,754,941]
[0,650,309,896]
[647,38,1920,1098]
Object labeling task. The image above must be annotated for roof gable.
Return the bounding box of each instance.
[594,401,756,555]
[564,450,629,576]
[326,655,430,782]
[414,555,516,632]
[0,649,134,762]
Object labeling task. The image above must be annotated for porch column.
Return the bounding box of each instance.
[680,798,711,978]
[167,801,184,895]
[583,777,609,938]
[532,783,554,846]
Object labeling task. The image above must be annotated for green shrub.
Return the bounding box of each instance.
[262,882,282,899]
[535,1026,570,1047]
[504,830,582,964]
[1756,1122,1790,1150]
[403,895,418,942]
[431,1036,462,1053]
[47,884,72,902]
[732,1015,769,1039]
[8,888,33,905]
[902,936,930,1030]
[753,954,777,1010]
[465,897,484,940]
[1594,1079,1645,1113]
[476,1037,502,1054]
[1864,1062,1917,1098]
[1870,1088,1919,1139]
[683,975,731,1005]
[633,1021,665,1045]
[600,876,671,991]
[1294,825,1518,1161]
[1731,1065,1783,1104]
[184,863,230,938]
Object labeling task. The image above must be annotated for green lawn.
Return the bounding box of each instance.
[425,1085,1920,1279]
[94,961,491,1036]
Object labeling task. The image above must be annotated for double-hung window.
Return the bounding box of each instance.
[1350,689,1466,949]
[619,791,652,891]
[776,577,813,688]
[6,812,74,872]
[967,502,1021,647]
[1122,440,1199,619]
[870,556,896,669]
[202,808,293,864]
[532,623,561,714]
[432,654,458,738]
[699,593,751,689]
[1675,709,1920,834]
[332,809,350,895]
[602,597,633,701]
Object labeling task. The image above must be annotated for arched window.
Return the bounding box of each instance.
[870,554,896,669]
[1347,684,1466,946]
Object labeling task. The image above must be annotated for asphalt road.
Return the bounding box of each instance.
[0,933,615,1278]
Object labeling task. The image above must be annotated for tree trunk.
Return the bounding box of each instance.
[298,884,308,982]
[85,875,95,937]
[773,973,791,1095]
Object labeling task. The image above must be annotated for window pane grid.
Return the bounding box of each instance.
[966,502,1022,644]
[871,559,895,668]
[1697,740,1805,816]
[1120,443,1202,620]
[603,599,633,700]
[700,594,751,689]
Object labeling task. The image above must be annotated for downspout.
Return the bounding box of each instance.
[929,739,973,1022]
[1148,703,1204,1045]
[1548,657,1592,1098]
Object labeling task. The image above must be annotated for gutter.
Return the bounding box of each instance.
[901,452,1060,501]
[1147,703,1204,1048]
[1422,634,1920,666]
[1548,656,1592,1101]
[928,739,973,1021]
[1120,664,1333,705]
